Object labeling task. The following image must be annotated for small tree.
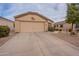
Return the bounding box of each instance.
[66,3,79,33]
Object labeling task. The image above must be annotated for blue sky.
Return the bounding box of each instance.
[0,3,67,22]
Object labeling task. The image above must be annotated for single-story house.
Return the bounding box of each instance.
[14,12,54,32]
[54,21,79,32]
[0,16,14,31]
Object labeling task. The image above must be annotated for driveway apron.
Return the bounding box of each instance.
[0,32,79,56]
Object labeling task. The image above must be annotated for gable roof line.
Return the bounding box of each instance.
[0,16,13,22]
[14,12,54,23]
[55,20,66,24]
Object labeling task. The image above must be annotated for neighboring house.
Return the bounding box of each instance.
[14,12,54,32]
[54,21,72,31]
[0,17,14,31]
[75,23,79,31]
[54,21,79,32]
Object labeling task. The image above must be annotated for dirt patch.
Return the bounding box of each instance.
[51,32,79,47]
[0,32,16,47]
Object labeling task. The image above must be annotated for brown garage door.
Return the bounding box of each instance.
[20,22,45,32]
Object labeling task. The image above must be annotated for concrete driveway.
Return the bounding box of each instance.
[0,32,79,56]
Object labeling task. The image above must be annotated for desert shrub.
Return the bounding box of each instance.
[0,26,10,38]
[59,29,62,31]
[69,29,72,32]
[70,32,76,35]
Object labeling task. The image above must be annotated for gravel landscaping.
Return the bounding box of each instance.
[51,31,79,47]
[0,32,16,46]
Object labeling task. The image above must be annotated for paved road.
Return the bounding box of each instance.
[0,32,79,56]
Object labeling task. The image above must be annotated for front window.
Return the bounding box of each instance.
[75,24,79,28]
[60,24,63,28]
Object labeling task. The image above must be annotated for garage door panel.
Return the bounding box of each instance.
[20,22,45,32]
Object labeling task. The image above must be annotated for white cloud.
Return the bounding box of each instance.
[1,3,67,22]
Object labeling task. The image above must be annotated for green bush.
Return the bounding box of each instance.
[48,27,54,32]
[0,26,10,38]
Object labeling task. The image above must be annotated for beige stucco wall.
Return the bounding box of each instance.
[16,14,46,22]
[0,19,14,31]
[15,21,20,32]
[44,22,48,31]
[63,23,72,31]
[15,14,48,32]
